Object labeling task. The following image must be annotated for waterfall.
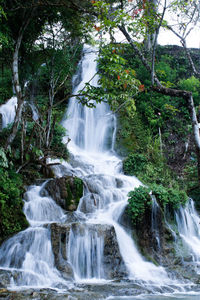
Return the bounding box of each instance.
[0,96,17,129]
[60,45,171,284]
[0,183,67,288]
[68,224,104,280]
[175,199,200,272]
[151,195,161,251]
[0,45,185,291]
[0,96,38,130]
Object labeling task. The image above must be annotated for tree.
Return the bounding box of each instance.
[0,0,94,150]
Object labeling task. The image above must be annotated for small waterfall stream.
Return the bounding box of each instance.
[0,96,17,129]
[175,199,200,272]
[151,195,161,251]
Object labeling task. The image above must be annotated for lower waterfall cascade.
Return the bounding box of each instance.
[1,45,200,299]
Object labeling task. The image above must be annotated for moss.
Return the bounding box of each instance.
[0,202,29,245]
[65,182,73,208]
[0,167,29,244]
[65,177,83,209]
[73,177,84,206]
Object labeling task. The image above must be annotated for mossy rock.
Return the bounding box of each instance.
[43,176,84,211]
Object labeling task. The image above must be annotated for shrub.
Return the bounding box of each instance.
[128,186,151,225]
[0,168,28,243]
[123,153,147,176]
[150,183,187,209]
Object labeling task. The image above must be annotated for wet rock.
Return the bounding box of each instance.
[115,178,124,188]
[65,211,86,224]
[50,223,74,280]
[118,205,132,229]
[78,194,100,213]
[50,222,127,280]
[102,225,127,279]
[0,270,12,288]
[41,176,83,211]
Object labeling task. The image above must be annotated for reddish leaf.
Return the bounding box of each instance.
[124,83,127,89]
[125,69,129,74]
[117,75,120,80]
[142,0,146,9]
[139,84,145,91]
[94,25,101,32]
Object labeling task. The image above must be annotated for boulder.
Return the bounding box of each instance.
[42,176,83,211]
[50,223,74,280]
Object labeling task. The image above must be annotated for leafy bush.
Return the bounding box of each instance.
[0,168,28,243]
[178,76,200,104]
[128,186,152,225]
[51,124,69,160]
[0,67,12,104]
[127,183,187,226]
[123,153,147,176]
[150,183,187,209]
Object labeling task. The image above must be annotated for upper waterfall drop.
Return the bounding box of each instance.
[62,45,116,154]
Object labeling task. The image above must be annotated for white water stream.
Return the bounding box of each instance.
[176,199,200,273]
[0,96,17,129]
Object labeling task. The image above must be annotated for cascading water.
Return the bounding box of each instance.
[68,224,104,280]
[0,96,38,130]
[0,182,67,288]
[59,45,172,284]
[175,199,200,272]
[0,96,17,129]
[151,195,161,251]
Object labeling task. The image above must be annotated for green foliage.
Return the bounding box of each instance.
[123,153,147,176]
[65,177,83,208]
[80,44,141,111]
[128,186,152,225]
[127,180,187,226]
[51,124,69,160]
[150,183,187,209]
[73,177,84,206]
[178,76,200,104]
[0,147,8,168]
[0,167,28,243]
[0,66,12,103]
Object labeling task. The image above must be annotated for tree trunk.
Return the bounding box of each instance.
[5,31,24,149]
[5,14,32,149]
